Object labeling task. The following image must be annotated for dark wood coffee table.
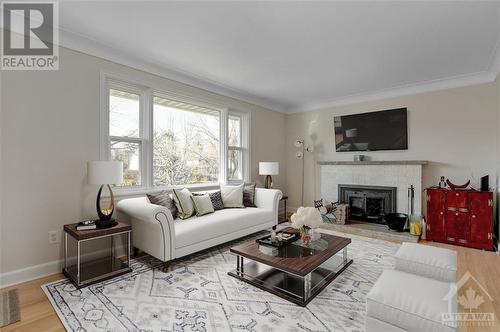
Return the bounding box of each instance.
[228,228,353,306]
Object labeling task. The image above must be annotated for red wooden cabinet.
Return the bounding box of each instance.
[426,188,494,250]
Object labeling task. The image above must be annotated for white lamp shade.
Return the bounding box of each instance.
[259,162,279,175]
[87,161,123,185]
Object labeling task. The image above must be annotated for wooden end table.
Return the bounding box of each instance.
[228,227,353,306]
[63,221,132,288]
[279,195,289,223]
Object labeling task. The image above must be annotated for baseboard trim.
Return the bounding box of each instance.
[0,260,62,288]
[0,247,126,288]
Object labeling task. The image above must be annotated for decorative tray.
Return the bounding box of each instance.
[256,231,299,248]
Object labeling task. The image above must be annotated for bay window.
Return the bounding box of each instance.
[102,74,249,190]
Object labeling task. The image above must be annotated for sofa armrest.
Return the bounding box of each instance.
[254,188,283,210]
[116,197,175,262]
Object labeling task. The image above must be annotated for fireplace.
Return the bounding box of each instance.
[338,184,397,224]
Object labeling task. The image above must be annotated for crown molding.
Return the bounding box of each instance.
[58,28,290,113]
[287,71,496,113]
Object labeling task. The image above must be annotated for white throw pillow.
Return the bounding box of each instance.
[191,194,215,216]
[220,183,245,208]
[172,188,194,219]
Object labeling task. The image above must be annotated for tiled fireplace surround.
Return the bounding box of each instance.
[317,161,427,217]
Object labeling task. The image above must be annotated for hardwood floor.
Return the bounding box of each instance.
[1,235,499,331]
[1,274,65,332]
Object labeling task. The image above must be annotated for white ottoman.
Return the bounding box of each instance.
[395,242,457,282]
[366,269,457,332]
[365,316,406,332]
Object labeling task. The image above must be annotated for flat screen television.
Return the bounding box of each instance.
[334,108,408,152]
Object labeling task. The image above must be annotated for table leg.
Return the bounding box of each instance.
[64,232,67,271]
[284,199,287,222]
[304,273,311,300]
[343,247,347,263]
[77,240,80,285]
[236,256,244,276]
[127,231,131,267]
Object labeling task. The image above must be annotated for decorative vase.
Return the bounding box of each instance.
[300,226,312,245]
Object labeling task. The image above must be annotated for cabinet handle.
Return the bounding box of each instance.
[472,215,476,219]
[456,193,459,196]
[456,213,459,216]
[440,212,443,215]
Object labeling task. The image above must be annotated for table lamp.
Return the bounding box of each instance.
[87,161,123,228]
[259,162,279,189]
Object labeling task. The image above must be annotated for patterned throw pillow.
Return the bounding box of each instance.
[314,198,324,208]
[191,194,215,216]
[146,191,178,218]
[172,188,195,219]
[193,191,224,210]
[220,183,245,208]
[243,183,257,207]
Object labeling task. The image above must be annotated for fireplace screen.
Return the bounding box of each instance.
[339,185,397,224]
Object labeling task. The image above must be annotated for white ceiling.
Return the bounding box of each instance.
[58,1,500,113]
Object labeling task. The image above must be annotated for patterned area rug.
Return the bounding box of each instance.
[42,229,399,331]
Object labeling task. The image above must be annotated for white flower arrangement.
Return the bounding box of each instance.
[290,207,323,230]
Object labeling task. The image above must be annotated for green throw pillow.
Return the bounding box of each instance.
[172,188,194,219]
[220,183,245,208]
[191,194,215,216]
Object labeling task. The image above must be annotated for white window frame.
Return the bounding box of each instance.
[227,111,250,184]
[100,72,250,193]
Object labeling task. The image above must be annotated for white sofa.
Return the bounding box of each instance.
[116,188,282,263]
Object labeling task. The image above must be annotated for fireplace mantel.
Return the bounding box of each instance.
[317,161,424,215]
[317,160,427,166]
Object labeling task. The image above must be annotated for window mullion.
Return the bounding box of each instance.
[142,88,153,188]
[220,108,228,184]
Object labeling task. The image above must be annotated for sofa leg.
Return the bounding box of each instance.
[133,247,139,257]
[161,261,170,272]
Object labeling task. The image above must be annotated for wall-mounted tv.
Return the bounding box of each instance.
[334,108,408,152]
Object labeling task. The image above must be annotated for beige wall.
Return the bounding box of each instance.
[0,47,286,276]
[496,74,500,239]
[285,83,499,214]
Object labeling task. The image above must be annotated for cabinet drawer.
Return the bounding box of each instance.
[446,190,468,209]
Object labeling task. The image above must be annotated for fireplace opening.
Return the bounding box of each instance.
[338,184,397,224]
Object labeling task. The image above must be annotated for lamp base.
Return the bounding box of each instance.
[96,184,115,220]
[265,175,273,189]
[96,218,117,229]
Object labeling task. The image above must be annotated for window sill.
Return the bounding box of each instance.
[104,183,222,199]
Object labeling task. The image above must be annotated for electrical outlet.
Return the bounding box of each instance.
[48,230,61,244]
